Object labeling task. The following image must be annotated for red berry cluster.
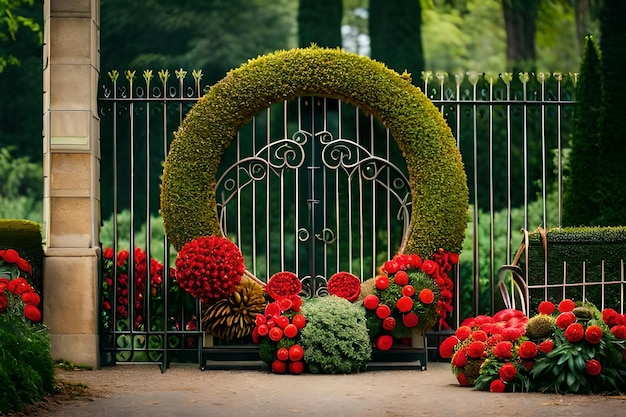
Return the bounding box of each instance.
[363,271,424,351]
[252,300,307,374]
[0,249,41,323]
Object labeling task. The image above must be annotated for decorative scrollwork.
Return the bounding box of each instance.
[298,228,310,242]
[315,228,336,244]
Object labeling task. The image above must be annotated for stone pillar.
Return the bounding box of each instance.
[42,0,101,369]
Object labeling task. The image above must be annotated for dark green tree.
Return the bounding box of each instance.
[501,0,541,71]
[596,0,626,225]
[562,36,602,227]
[368,0,424,77]
[298,0,343,47]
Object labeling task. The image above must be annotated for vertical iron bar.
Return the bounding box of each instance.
[471,77,480,317]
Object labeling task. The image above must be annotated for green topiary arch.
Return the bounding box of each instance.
[160,46,468,259]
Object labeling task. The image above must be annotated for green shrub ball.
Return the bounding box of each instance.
[300,296,372,374]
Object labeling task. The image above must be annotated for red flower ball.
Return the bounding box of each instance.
[289,361,304,375]
[538,339,555,354]
[456,372,472,387]
[24,304,41,322]
[291,314,307,330]
[451,347,468,368]
[611,325,626,339]
[276,315,290,328]
[471,330,488,342]
[271,360,287,374]
[537,301,556,315]
[585,359,602,376]
[256,324,269,336]
[602,308,621,327]
[518,341,538,359]
[375,275,390,291]
[585,325,603,344]
[402,312,419,328]
[283,324,298,339]
[418,289,435,304]
[455,326,472,341]
[269,326,284,342]
[499,363,517,382]
[438,336,459,359]
[266,271,302,300]
[396,296,413,313]
[421,259,438,275]
[1,248,19,263]
[393,271,409,286]
[382,316,396,331]
[558,299,576,313]
[564,322,585,343]
[490,379,506,392]
[401,285,415,297]
[289,344,305,361]
[376,304,391,319]
[363,294,379,310]
[327,272,361,302]
[493,341,514,360]
[376,334,393,351]
[175,235,244,302]
[276,347,289,361]
[383,260,400,275]
[555,312,576,330]
[467,341,485,359]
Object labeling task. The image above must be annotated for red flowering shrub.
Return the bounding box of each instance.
[102,246,164,329]
[0,250,41,324]
[266,271,302,300]
[175,236,244,303]
[327,272,361,302]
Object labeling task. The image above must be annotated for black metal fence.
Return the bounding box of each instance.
[98,68,624,366]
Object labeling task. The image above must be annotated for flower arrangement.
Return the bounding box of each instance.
[440,299,626,394]
[252,299,307,374]
[174,235,245,302]
[252,271,306,374]
[360,253,444,351]
[0,249,41,323]
[101,247,164,330]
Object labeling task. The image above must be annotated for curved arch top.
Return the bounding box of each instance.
[160,46,468,258]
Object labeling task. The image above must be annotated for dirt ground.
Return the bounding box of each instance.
[9,362,626,417]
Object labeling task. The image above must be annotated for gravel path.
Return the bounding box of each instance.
[12,362,626,417]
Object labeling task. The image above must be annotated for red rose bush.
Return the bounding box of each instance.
[440,299,626,394]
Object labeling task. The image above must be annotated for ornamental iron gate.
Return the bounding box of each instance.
[216,97,410,294]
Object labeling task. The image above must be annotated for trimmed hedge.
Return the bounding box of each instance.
[160,46,468,259]
[521,226,626,310]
